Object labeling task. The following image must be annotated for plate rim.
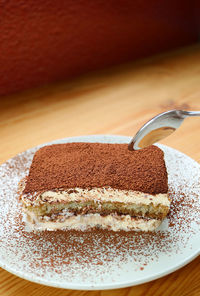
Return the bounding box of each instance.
[0,246,199,290]
[0,134,200,290]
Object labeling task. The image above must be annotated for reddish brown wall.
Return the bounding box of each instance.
[0,1,198,96]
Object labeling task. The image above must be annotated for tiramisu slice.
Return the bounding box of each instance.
[20,143,170,231]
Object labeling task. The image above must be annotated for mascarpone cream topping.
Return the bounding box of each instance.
[21,187,170,207]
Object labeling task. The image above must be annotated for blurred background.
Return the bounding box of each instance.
[0,0,199,95]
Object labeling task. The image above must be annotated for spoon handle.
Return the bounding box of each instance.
[179,110,200,117]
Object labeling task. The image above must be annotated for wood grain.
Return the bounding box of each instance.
[0,45,200,296]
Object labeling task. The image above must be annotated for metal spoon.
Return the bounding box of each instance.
[128,110,200,151]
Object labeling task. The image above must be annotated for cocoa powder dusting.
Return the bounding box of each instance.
[0,138,199,287]
[23,143,168,195]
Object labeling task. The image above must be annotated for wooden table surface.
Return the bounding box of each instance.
[1,45,200,296]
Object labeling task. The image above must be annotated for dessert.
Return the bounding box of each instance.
[19,142,170,231]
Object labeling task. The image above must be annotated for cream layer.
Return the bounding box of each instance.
[25,210,161,232]
[21,187,170,207]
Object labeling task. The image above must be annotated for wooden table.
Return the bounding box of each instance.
[1,45,200,296]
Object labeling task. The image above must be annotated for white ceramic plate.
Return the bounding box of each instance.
[0,135,199,290]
